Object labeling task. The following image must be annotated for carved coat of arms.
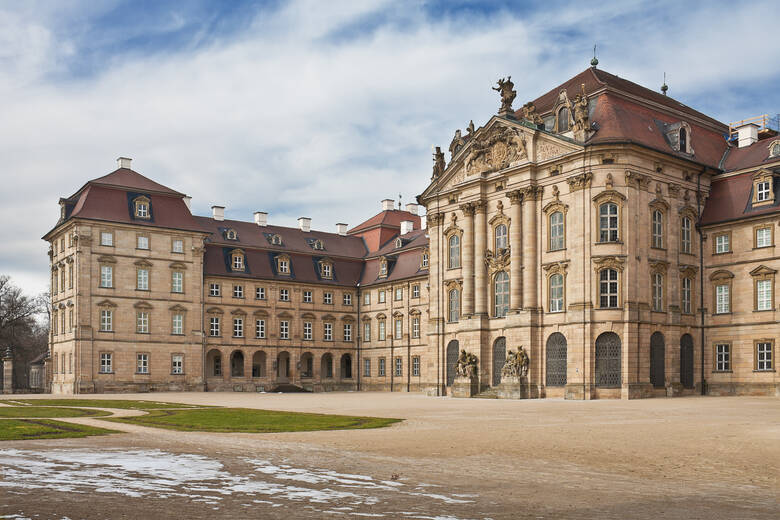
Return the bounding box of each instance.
[464,126,527,175]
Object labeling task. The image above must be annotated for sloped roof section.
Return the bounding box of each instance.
[369,228,428,258]
[722,137,780,172]
[700,170,780,225]
[86,168,185,197]
[348,209,421,234]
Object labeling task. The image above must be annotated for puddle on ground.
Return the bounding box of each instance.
[0,449,477,519]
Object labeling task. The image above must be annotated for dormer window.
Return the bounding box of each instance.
[556,106,570,132]
[266,233,283,246]
[379,258,388,277]
[752,169,775,206]
[769,141,780,158]
[666,122,693,154]
[133,196,151,219]
[395,238,403,249]
[231,250,245,271]
[421,250,429,269]
[276,254,290,275]
[225,229,238,240]
[313,239,324,250]
[319,259,333,280]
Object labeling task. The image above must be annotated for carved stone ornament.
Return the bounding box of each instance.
[668,183,681,198]
[566,172,593,192]
[460,202,476,216]
[649,260,669,274]
[456,350,479,378]
[542,260,569,275]
[592,255,626,273]
[449,129,464,159]
[485,248,510,272]
[467,120,475,134]
[493,76,517,115]
[606,173,614,189]
[521,102,543,125]
[507,189,523,205]
[625,170,650,189]
[570,83,589,138]
[464,125,527,175]
[432,146,446,179]
[501,346,529,378]
[426,212,445,227]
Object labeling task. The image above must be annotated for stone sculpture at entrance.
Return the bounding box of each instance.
[456,349,478,378]
[501,347,529,378]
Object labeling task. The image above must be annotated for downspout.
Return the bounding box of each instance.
[437,195,444,395]
[356,284,361,391]
[697,168,706,395]
[390,283,394,392]
[200,237,206,392]
[407,279,411,392]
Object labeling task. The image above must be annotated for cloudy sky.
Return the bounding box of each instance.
[2,0,779,295]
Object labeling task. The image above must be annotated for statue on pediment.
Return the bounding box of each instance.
[522,102,543,125]
[432,146,446,179]
[571,83,590,137]
[493,76,517,115]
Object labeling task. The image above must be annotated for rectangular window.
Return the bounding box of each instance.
[233,318,243,337]
[68,264,73,289]
[715,343,730,372]
[599,269,618,308]
[209,316,220,336]
[100,231,113,246]
[378,320,386,340]
[100,309,112,331]
[172,239,184,253]
[378,290,386,303]
[61,269,66,291]
[278,259,289,273]
[394,318,402,339]
[363,322,371,342]
[137,268,149,290]
[652,273,663,312]
[756,341,773,371]
[280,320,289,339]
[324,292,333,304]
[99,352,112,373]
[550,211,565,250]
[172,354,183,374]
[280,288,289,301]
[422,252,429,268]
[136,311,149,333]
[321,263,331,278]
[324,322,333,341]
[412,284,420,298]
[364,358,371,377]
[681,277,692,314]
[651,210,663,248]
[598,203,619,242]
[171,271,183,293]
[233,285,244,298]
[68,309,73,331]
[394,287,403,300]
[303,321,312,340]
[757,279,772,311]
[395,357,402,377]
[343,293,352,305]
[209,283,220,296]
[137,235,149,250]
[715,233,730,254]
[757,181,770,202]
[344,323,352,341]
[100,265,113,288]
[256,286,266,300]
[681,217,692,254]
[549,275,564,313]
[137,353,149,374]
[303,290,312,303]
[378,358,386,376]
[412,356,420,377]
[716,285,730,314]
[172,313,183,335]
[256,319,266,339]
[364,292,370,305]
[756,227,772,248]
[232,254,244,270]
[412,316,420,338]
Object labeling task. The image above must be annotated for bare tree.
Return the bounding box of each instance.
[0,275,44,337]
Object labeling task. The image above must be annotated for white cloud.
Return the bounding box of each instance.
[1,0,779,294]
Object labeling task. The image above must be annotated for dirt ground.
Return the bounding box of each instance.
[0,393,778,519]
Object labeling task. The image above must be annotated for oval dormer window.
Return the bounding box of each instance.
[226,229,237,240]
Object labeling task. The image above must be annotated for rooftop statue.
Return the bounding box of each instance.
[493,76,517,115]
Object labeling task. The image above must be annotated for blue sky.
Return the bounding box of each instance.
[2,0,779,295]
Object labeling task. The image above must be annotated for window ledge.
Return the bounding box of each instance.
[170,373,185,376]
[752,246,774,250]
[171,333,185,336]
[679,251,696,256]
[713,251,732,255]
[97,371,114,375]
[134,372,150,376]
[753,309,775,313]
[753,369,776,373]
[98,330,114,334]
[650,246,666,251]
[713,312,732,316]
[594,241,623,245]
[711,370,733,373]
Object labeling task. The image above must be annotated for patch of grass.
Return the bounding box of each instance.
[105,408,402,433]
[0,399,206,410]
[0,419,118,441]
[0,406,111,418]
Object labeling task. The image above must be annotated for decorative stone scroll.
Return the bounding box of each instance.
[485,248,510,273]
[566,172,592,192]
[625,170,650,190]
[464,125,527,175]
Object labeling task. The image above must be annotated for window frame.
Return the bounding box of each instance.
[136,353,150,374]
[172,313,184,335]
[714,343,731,372]
[99,352,113,373]
[256,319,266,339]
[754,224,774,249]
[651,209,664,249]
[303,321,313,340]
[171,354,184,375]
[100,231,114,247]
[598,268,619,309]
[412,356,420,377]
[171,271,184,293]
[279,320,290,340]
[680,216,692,254]
[493,271,509,317]
[448,288,460,323]
[209,283,221,297]
[549,273,564,313]
[447,234,461,269]
[754,340,774,371]
[549,211,565,251]
[713,231,731,255]
[136,311,149,334]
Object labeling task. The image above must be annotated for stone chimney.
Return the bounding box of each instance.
[381,199,395,211]
[183,196,192,211]
[254,211,267,226]
[336,223,348,236]
[400,220,414,235]
[211,205,225,221]
[737,123,759,148]
[405,203,418,215]
[117,157,132,169]
[298,217,311,232]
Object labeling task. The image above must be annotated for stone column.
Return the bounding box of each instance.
[508,190,523,311]
[473,200,488,315]
[460,203,476,316]
[2,347,13,394]
[522,187,541,309]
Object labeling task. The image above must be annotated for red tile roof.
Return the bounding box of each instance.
[700,170,780,226]
[81,168,185,197]
[348,209,421,234]
[722,137,780,172]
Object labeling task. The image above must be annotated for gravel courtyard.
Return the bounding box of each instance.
[1,393,778,519]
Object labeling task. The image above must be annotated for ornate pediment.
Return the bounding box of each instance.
[464,125,528,176]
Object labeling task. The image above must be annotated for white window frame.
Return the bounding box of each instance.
[599,269,619,309]
[716,284,730,314]
[209,316,220,336]
[448,235,461,268]
[715,343,730,372]
[757,279,772,311]
[494,271,509,317]
[100,265,113,288]
[394,357,403,377]
[303,290,312,303]
[412,356,420,377]
[256,287,266,300]
[364,358,371,377]
[172,239,184,253]
[412,316,420,338]
[756,227,772,248]
[715,234,729,254]
[256,319,266,339]
[378,290,386,303]
[209,283,220,296]
[378,320,386,340]
[412,284,420,298]
[100,309,113,332]
[172,354,184,374]
[343,293,352,305]
[137,268,149,290]
[324,292,333,304]
[280,288,289,301]
[549,273,564,313]
[344,323,352,342]
[136,311,149,333]
[233,285,244,298]
[756,342,773,371]
[303,321,312,340]
[137,353,149,374]
[232,254,244,270]
[550,211,564,251]
[171,271,183,293]
[172,313,183,335]
[363,292,370,305]
[280,320,289,339]
[494,224,508,251]
[651,210,663,249]
[100,231,113,246]
[99,352,112,373]
[323,322,333,341]
[233,318,244,338]
[379,357,386,376]
[681,217,692,254]
[137,235,149,250]
[652,273,664,312]
[394,318,402,339]
[757,181,770,202]
[363,321,371,342]
[681,277,692,314]
[599,203,619,243]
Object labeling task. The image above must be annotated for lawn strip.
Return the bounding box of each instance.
[0,406,112,418]
[0,419,119,441]
[0,399,209,410]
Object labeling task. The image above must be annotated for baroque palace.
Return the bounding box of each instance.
[44,65,779,398]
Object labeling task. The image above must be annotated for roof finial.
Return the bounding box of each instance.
[661,72,668,95]
[590,44,599,68]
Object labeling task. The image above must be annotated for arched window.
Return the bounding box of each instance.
[546,333,567,387]
[549,274,564,312]
[651,210,663,248]
[494,271,509,317]
[494,224,507,251]
[557,106,570,132]
[681,217,692,254]
[652,273,664,311]
[595,332,621,388]
[448,235,461,268]
[599,269,618,308]
[549,211,564,250]
[771,142,780,157]
[679,128,687,152]
[599,203,619,242]
[448,289,460,323]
